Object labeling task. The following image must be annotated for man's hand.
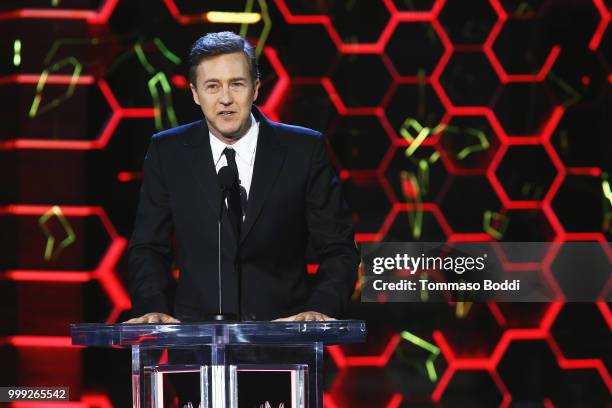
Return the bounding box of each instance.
[123,312,180,324]
[273,311,335,322]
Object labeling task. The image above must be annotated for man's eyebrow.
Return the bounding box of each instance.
[203,77,248,84]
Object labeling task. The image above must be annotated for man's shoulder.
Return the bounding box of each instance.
[152,120,202,143]
[269,121,323,146]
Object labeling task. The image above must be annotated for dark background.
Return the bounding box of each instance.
[1,0,611,406]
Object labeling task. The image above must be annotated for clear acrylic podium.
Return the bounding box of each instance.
[71,320,365,407]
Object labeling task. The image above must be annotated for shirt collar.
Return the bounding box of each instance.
[209,113,259,166]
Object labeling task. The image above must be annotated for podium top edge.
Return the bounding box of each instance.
[70,320,366,347]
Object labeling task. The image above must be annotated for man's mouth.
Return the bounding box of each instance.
[218,111,236,117]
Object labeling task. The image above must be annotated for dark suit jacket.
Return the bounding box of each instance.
[127,107,359,321]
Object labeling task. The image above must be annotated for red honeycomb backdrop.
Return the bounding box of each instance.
[0,0,610,406]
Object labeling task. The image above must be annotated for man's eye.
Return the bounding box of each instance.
[206,84,218,90]
[231,82,245,87]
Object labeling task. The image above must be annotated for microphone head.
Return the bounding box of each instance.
[218,166,237,190]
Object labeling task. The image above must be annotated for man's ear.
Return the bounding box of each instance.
[189,83,201,106]
[252,79,261,102]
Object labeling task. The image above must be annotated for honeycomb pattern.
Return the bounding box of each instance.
[1,0,610,406]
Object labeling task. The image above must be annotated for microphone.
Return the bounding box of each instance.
[218,166,237,219]
[212,166,238,322]
[218,166,236,201]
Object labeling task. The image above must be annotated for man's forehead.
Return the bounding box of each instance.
[196,52,250,78]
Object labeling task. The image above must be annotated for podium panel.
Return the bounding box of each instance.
[72,321,365,408]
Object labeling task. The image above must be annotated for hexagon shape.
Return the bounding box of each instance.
[330,54,393,108]
[326,0,392,44]
[549,242,610,300]
[436,303,505,358]
[551,175,607,233]
[385,83,446,142]
[381,145,449,203]
[438,176,502,234]
[439,51,501,106]
[276,82,337,131]
[491,2,599,75]
[491,18,557,75]
[328,114,391,170]
[493,82,558,136]
[551,303,612,360]
[2,78,113,146]
[495,145,558,201]
[385,22,445,76]
[497,339,611,405]
[0,205,129,324]
[273,24,338,77]
[438,113,503,174]
[9,210,110,270]
[439,0,497,44]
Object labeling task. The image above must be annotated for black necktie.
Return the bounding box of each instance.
[223,148,247,238]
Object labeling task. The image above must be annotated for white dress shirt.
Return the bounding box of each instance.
[209,113,258,200]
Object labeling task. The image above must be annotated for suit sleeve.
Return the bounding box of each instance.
[303,134,360,317]
[127,135,174,316]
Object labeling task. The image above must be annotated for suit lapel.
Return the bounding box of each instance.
[181,120,221,217]
[241,111,287,245]
[181,120,240,247]
[179,109,286,246]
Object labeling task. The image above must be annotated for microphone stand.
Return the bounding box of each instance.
[211,182,238,322]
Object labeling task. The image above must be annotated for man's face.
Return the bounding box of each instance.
[190,52,260,143]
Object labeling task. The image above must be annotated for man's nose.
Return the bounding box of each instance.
[219,86,233,105]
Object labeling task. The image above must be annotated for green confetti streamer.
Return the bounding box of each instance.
[400,331,440,382]
[602,172,612,232]
[240,0,255,37]
[483,210,509,240]
[153,38,181,65]
[39,206,76,261]
[29,57,82,118]
[148,72,178,131]
[456,128,490,160]
[254,0,272,58]
[13,39,21,66]
[134,42,155,75]
[400,171,423,240]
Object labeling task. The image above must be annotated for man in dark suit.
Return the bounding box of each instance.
[125,31,359,323]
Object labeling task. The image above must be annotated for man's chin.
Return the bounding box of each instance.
[219,128,242,139]
[209,123,241,140]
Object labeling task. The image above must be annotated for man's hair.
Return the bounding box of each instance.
[188,31,260,85]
